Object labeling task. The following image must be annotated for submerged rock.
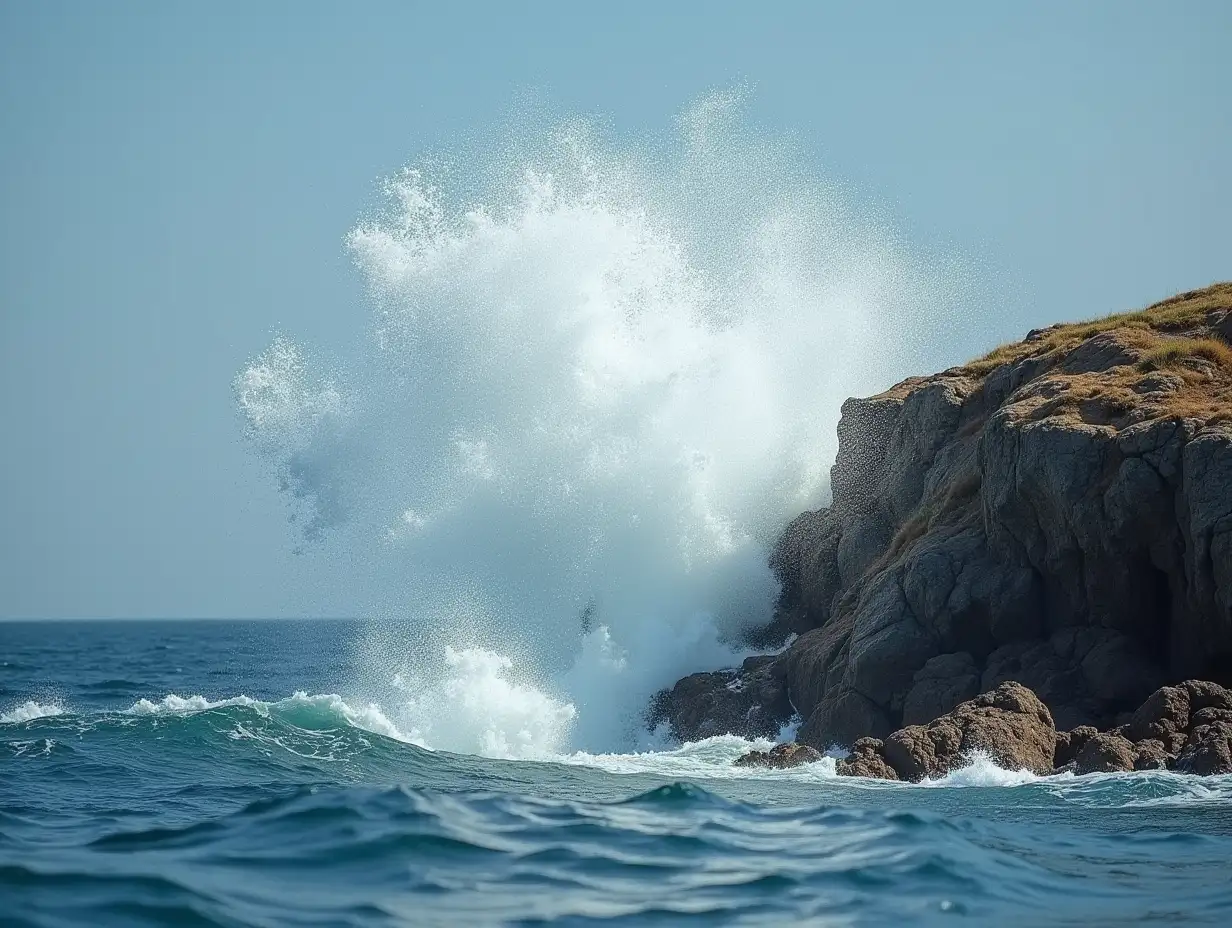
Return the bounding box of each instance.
[733,742,822,769]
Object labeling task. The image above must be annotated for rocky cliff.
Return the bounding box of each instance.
[651,282,1232,751]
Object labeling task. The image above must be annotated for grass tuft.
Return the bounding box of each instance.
[1137,338,1232,373]
[960,282,1232,378]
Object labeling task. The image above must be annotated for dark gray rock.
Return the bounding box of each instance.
[648,655,792,742]
[660,285,1232,752]
[901,652,981,725]
[797,688,891,750]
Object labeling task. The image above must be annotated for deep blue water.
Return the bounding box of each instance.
[3,620,1232,926]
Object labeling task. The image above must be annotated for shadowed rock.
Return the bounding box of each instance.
[1176,719,1232,775]
[769,285,1232,745]
[835,737,899,780]
[1133,739,1171,770]
[1126,684,1191,750]
[1072,732,1137,774]
[1054,725,1100,768]
[648,655,793,742]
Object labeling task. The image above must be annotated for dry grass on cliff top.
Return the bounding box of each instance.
[962,282,1232,378]
[1138,337,1232,373]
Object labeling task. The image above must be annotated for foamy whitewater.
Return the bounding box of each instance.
[234,94,980,758]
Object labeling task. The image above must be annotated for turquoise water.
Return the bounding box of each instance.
[3,620,1232,926]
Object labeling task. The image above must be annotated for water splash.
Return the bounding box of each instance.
[237,93,980,754]
[0,701,64,724]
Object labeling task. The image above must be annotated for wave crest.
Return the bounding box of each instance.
[0,701,64,724]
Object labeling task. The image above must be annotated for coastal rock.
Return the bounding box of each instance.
[1182,680,1232,714]
[835,737,899,780]
[901,652,981,726]
[796,687,891,749]
[648,655,792,742]
[1054,725,1100,768]
[688,284,1232,749]
[1072,732,1137,774]
[880,682,1056,781]
[733,742,823,769]
[1126,685,1191,748]
[1175,720,1232,775]
[821,680,1232,779]
[1133,739,1172,770]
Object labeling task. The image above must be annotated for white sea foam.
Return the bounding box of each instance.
[123,692,407,742]
[390,647,577,758]
[238,92,987,756]
[126,694,259,715]
[0,701,65,724]
[917,750,1048,788]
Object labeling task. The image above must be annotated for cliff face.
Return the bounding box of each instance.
[654,283,1232,749]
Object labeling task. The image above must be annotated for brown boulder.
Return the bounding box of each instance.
[733,742,823,769]
[1190,706,1232,728]
[835,737,899,780]
[1182,680,1232,714]
[1072,732,1137,774]
[880,682,1056,781]
[1126,685,1191,744]
[1054,725,1100,768]
[1133,739,1172,770]
[1175,719,1232,775]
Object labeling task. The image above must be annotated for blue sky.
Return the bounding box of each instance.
[2,1,1229,618]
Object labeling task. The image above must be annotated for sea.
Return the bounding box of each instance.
[3,618,1232,927]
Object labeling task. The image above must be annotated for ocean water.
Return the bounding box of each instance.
[4,619,1232,927]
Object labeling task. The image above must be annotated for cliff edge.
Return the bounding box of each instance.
[651,282,1232,749]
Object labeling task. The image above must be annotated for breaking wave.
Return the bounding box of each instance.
[236,92,985,755]
[0,701,64,724]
